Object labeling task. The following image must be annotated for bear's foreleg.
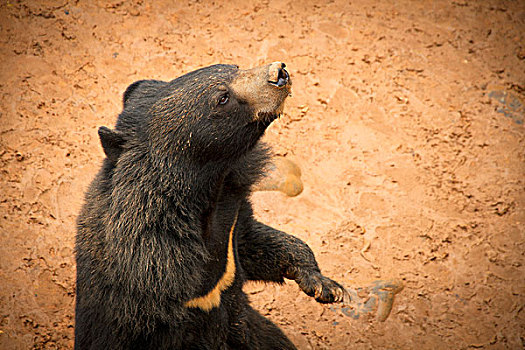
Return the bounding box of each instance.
[238,221,347,304]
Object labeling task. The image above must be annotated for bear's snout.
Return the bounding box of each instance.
[268,62,290,88]
[230,61,292,122]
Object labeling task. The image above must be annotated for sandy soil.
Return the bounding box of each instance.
[1,0,524,349]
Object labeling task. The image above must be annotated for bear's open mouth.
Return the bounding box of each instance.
[257,111,281,125]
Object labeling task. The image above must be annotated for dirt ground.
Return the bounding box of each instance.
[1,0,524,349]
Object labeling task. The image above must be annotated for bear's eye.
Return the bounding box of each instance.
[218,93,229,106]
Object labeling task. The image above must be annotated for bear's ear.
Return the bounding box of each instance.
[122,80,167,108]
[123,80,147,107]
[98,126,126,163]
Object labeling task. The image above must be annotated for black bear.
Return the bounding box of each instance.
[75,62,347,349]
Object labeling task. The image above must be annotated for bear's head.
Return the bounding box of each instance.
[99,62,291,166]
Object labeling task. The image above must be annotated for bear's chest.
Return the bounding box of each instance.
[185,178,245,312]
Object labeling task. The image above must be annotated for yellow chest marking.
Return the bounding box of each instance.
[184,211,238,312]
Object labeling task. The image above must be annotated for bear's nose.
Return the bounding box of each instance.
[268,62,289,88]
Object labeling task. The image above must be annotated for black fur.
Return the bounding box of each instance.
[75,64,345,349]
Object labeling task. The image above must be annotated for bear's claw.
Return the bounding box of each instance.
[288,268,349,304]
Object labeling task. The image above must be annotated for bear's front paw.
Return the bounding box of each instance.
[286,268,348,304]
